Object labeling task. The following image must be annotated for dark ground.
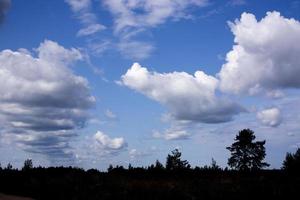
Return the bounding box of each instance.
[0,167,299,200]
[0,193,34,200]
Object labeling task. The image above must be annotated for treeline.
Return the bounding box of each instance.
[0,129,300,200]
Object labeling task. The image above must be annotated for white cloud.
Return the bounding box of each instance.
[65,0,91,12]
[218,11,300,95]
[228,0,246,6]
[257,107,282,127]
[103,0,208,33]
[77,23,106,37]
[153,129,190,140]
[94,131,127,150]
[65,0,106,37]
[118,40,154,60]
[128,148,154,160]
[67,0,209,59]
[120,63,244,123]
[37,39,83,64]
[0,40,95,160]
[102,0,208,59]
[105,109,117,119]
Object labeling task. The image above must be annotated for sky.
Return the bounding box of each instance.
[0,0,300,170]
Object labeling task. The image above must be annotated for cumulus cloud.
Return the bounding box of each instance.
[0,0,10,24]
[218,11,300,95]
[94,131,127,151]
[120,63,244,123]
[257,107,282,127]
[0,40,95,161]
[65,0,106,37]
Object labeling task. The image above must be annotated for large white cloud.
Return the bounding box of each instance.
[257,107,282,127]
[0,40,95,160]
[120,63,244,123]
[218,11,300,95]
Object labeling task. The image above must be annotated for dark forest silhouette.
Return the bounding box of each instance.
[1,129,300,200]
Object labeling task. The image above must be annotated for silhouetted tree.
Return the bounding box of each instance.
[5,163,12,170]
[210,158,221,170]
[22,159,33,171]
[282,148,300,172]
[226,129,269,170]
[107,164,113,172]
[166,149,190,170]
[128,163,133,170]
[202,158,221,170]
[155,160,164,170]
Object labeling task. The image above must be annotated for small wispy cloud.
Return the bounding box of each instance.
[65,0,106,37]
[228,0,247,6]
[105,109,117,119]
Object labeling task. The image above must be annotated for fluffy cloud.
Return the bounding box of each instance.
[120,63,244,123]
[65,0,106,37]
[257,107,282,127]
[0,40,95,161]
[219,11,300,95]
[94,131,127,151]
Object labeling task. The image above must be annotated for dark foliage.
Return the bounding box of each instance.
[282,148,300,172]
[166,149,190,170]
[227,129,269,170]
[1,165,300,200]
[22,159,33,171]
[0,130,299,199]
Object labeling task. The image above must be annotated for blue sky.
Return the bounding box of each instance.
[0,0,300,170]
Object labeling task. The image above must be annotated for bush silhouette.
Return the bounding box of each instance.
[1,143,300,200]
[166,149,190,170]
[282,148,300,172]
[22,159,33,171]
[5,163,13,170]
[227,129,269,170]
